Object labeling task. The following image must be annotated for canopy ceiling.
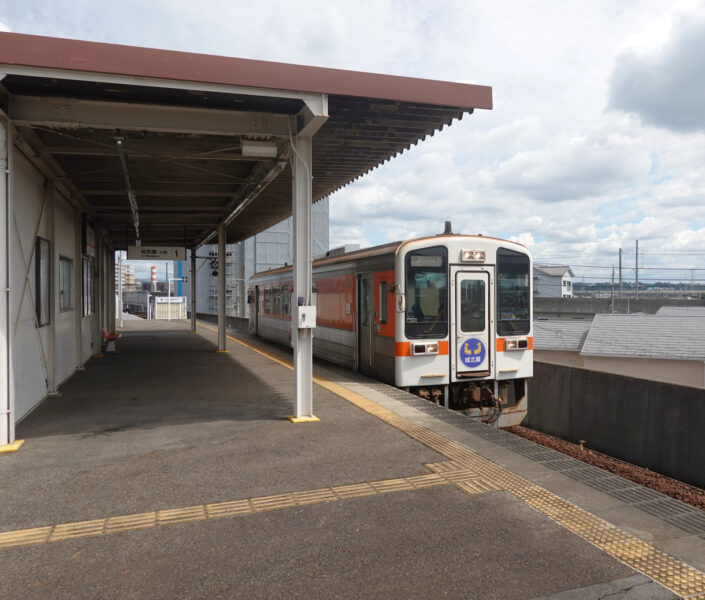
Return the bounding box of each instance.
[0,33,492,249]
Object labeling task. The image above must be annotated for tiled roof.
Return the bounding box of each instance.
[580,314,705,361]
[656,306,705,316]
[533,319,592,351]
[534,265,574,278]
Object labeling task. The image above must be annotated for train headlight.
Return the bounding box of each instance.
[410,343,439,356]
[505,339,529,351]
[460,249,486,263]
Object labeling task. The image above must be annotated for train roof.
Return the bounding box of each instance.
[250,233,529,280]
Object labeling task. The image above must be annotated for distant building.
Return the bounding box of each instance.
[534,265,574,298]
[185,197,329,319]
[116,261,139,291]
[534,314,705,388]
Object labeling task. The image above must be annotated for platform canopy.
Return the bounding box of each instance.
[0,33,492,249]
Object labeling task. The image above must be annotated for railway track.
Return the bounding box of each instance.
[504,425,705,511]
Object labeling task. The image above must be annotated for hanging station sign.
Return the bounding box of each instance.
[127,246,186,261]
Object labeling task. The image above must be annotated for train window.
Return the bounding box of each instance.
[497,248,530,335]
[311,282,317,306]
[272,287,280,315]
[405,246,448,339]
[264,288,271,314]
[282,287,291,316]
[459,280,486,332]
[379,281,388,324]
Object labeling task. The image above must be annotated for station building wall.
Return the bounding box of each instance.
[10,144,110,424]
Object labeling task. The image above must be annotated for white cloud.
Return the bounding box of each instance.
[609,8,705,132]
[4,0,705,283]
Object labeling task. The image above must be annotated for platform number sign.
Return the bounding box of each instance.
[459,338,486,368]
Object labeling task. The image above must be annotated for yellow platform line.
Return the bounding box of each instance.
[196,324,705,598]
[0,469,487,551]
[0,439,24,453]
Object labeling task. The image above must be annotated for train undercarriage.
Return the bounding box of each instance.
[409,378,527,425]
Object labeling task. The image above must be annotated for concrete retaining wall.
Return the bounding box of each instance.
[195,312,249,334]
[534,297,705,319]
[527,362,705,489]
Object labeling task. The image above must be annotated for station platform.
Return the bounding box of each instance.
[1,319,705,599]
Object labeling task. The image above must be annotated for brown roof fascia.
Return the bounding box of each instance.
[0,32,492,110]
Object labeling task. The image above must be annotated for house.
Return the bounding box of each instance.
[534,314,705,388]
[533,265,574,298]
[533,318,592,367]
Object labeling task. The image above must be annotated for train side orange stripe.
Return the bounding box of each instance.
[395,341,449,357]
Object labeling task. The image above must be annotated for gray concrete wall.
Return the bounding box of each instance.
[535,297,705,319]
[527,361,705,488]
[195,312,249,334]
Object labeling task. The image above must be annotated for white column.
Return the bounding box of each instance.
[291,134,314,419]
[190,250,197,333]
[92,234,102,355]
[0,117,13,445]
[217,223,226,351]
[46,180,57,394]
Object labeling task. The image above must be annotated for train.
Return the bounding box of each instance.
[248,225,532,427]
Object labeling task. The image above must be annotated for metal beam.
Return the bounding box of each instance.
[0,64,322,105]
[193,156,288,249]
[11,95,293,137]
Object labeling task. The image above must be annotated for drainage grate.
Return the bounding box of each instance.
[523,449,564,462]
[543,458,582,471]
[562,466,613,482]
[583,476,638,493]
[665,512,705,535]
[608,487,664,504]
[636,499,695,519]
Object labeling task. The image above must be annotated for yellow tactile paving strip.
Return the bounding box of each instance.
[200,326,705,599]
[0,468,492,551]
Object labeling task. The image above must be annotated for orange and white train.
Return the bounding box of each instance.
[248,228,533,426]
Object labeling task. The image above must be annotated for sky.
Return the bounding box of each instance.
[1,0,704,285]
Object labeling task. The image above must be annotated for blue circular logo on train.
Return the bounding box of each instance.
[459,338,486,368]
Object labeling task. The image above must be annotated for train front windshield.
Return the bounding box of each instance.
[497,248,530,335]
[405,246,448,339]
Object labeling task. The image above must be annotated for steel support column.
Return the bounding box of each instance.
[92,234,102,355]
[190,250,197,333]
[74,207,83,368]
[291,134,314,419]
[0,116,13,445]
[217,223,226,352]
[46,180,57,393]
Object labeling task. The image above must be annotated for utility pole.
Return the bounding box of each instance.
[618,248,622,298]
[611,266,615,313]
[635,240,639,300]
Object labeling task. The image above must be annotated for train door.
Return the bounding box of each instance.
[254,285,260,335]
[451,268,492,378]
[358,273,375,377]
